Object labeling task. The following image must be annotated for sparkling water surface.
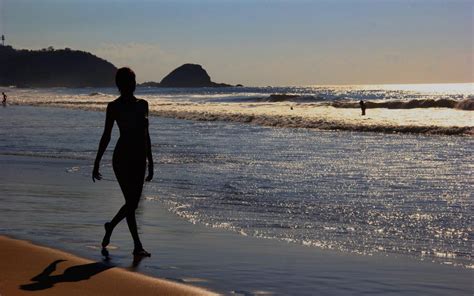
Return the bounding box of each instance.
[5,83,474,104]
[0,105,471,268]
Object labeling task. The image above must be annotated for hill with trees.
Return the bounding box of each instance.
[0,45,117,87]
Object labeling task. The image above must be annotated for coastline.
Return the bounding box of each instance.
[0,235,217,296]
[0,105,472,294]
[1,153,472,295]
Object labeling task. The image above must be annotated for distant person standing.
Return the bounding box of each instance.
[2,92,7,105]
[359,100,366,116]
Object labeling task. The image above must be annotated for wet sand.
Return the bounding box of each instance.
[0,235,216,296]
[0,154,472,295]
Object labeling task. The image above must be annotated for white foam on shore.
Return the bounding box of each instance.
[5,87,474,135]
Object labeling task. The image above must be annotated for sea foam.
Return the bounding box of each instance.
[4,85,473,136]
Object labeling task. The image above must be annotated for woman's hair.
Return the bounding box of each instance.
[115,67,136,94]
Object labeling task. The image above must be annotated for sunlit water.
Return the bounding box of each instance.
[5,83,474,102]
[4,83,473,136]
[0,105,471,268]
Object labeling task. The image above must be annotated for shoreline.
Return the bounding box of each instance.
[1,153,472,295]
[0,235,217,296]
[1,103,472,294]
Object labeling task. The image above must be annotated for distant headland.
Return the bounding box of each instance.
[0,45,238,88]
[0,45,117,88]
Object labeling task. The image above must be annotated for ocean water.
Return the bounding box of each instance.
[5,83,473,135]
[0,103,471,269]
[7,83,474,104]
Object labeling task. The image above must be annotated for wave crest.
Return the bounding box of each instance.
[11,98,473,136]
[151,109,473,136]
[332,98,474,110]
[455,99,474,110]
[247,94,474,111]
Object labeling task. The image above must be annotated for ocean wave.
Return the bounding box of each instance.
[88,92,107,96]
[0,151,94,160]
[226,94,474,110]
[10,100,474,136]
[331,98,474,110]
[28,100,109,105]
[454,98,474,110]
[221,94,330,103]
[261,94,326,103]
[158,198,471,268]
[150,110,473,136]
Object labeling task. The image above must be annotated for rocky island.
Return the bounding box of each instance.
[140,63,235,88]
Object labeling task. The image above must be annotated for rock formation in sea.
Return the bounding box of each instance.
[0,45,117,87]
[158,63,234,88]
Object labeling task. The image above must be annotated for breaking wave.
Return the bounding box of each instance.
[253,94,474,111]
[230,94,474,111]
[331,98,474,110]
[9,100,473,136]
[5,84,473,136]
[150,109,473,136]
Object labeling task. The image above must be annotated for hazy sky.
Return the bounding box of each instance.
[1,0,472,85]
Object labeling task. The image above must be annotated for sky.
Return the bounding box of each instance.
[0,0,472,86]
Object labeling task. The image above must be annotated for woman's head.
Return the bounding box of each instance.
[115,67,136,95]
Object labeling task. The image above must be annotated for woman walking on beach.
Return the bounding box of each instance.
[92,67,153,257]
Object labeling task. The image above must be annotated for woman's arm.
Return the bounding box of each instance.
[92,103,114,182]
[145,102,154,181]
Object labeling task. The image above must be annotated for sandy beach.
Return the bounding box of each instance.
[0,235,216,296]
[1,154,471,295]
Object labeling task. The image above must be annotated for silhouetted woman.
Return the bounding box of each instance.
[92,67,153,257]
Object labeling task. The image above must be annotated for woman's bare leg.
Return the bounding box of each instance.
[126,209,141,248]
[106,162,149,256]
[125,186,150,256]
[102,178,135,248]
[102,205,128,248]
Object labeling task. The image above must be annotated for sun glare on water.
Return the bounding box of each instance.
[306,83,474,95]
[352,83,473,95]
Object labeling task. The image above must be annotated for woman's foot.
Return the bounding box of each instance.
[101,247,110,258]
[101,222,113,248]
[133,247,151,257]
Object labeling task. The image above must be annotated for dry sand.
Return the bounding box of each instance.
[0,235,217,296]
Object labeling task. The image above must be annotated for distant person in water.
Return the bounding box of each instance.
[92,67,154,257]
[359,100,366,116]
[2,92,6,104]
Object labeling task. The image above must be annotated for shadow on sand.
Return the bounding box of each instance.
[20,259,113,291]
